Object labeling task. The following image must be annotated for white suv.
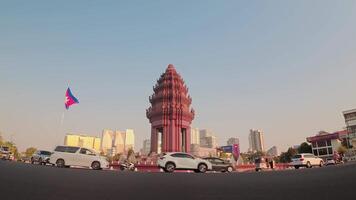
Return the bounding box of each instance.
[158,152,212,173]
[49,146,109,170]
[290,153,324,169]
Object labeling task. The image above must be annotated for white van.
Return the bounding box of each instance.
[290,153,324,169]
[49,146,109,170]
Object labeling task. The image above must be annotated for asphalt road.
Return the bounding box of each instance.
[0,160,355,200]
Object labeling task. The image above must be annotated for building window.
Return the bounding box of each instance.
[312,142,317,148]
[327,148,333,155]
[317,141,326,147]
[313,149,318,156]
[318,148,327,156]
[326,140,331,146]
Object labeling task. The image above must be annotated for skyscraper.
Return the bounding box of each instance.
[101,129,115,155]
[124,129,135,152]
[248,129,265,152]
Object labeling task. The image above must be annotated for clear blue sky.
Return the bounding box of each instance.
[1,0,356,152]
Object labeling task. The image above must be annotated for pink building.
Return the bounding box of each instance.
[146,64,195,153]
[306,130,347,160]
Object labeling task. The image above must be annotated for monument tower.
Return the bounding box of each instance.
[146,64,195,153]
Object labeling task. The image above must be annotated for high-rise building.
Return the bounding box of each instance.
[101,129,115,155]
[101,129,135,155]
[248,129,265,152]
[64,134,101,152]
[191,128,200,145]
[141,139,151,155]
[267,146,279,157]
[227,137,239,146]
[200,129,218,148]
[343,109,356,148]
[124,129,135,152]
[146,64,195,153]
[113,130,125,153]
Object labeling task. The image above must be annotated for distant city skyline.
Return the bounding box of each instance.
[1,1,356,152]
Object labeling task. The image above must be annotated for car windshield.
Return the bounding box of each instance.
[293,155,302,159]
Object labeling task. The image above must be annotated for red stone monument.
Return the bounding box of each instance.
[146,64,195,153]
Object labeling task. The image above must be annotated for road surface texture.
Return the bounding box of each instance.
[0,160,355,200]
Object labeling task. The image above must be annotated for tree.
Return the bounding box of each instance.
[112,153,122,161]
[0,131,3,146]
[127,148,134,158]
[337,145,347,155]
[219,152,230,160]
[2,141,21,159]
[25,147,37,158]
[298,142,312,154]
[127,148,136,163]
[279,147,298,163]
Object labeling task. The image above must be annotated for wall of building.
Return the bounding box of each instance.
[64,134,101,152]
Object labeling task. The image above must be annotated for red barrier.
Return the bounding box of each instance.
[109,162,291,172]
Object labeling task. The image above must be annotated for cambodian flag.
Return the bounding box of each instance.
[65,87,79,110]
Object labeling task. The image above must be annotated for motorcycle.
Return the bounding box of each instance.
[119,161,136,171]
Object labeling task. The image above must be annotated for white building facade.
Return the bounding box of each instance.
[199,129,218,148]
[343,109,356,148]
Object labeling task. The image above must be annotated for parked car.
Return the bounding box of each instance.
[31,150,52,165]
[158,152,212,173]
[290,153,324,169]
[0,146,12,160]
[203,157,234,172]
[49,146,109,170]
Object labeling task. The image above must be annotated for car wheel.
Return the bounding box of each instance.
[38,158,42,165]
[91,161,101,170]
[295,166,299,169]
[198,163,207,173]
[30,158,34,164]
[319,161,324,167]
[306,161,312,168]
[165,162,175,173]
[227,166,233,173]
[56,159,65,168]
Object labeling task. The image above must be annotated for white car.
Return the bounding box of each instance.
[290,153,324,169]
[49,146,109,170]
[158,152,212,173]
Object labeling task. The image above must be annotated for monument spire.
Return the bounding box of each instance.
[146,64,195,153]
